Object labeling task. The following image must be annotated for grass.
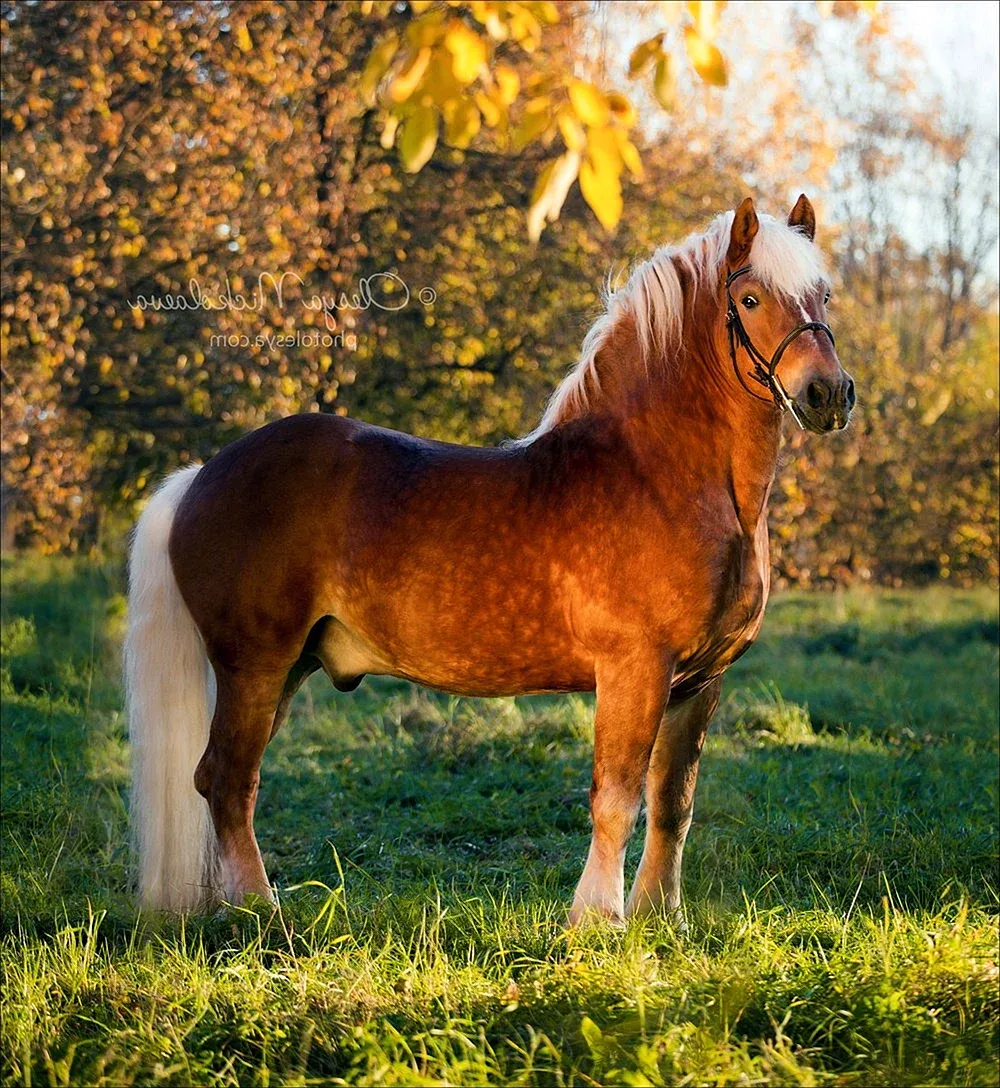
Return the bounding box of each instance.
[1,554,997,1086]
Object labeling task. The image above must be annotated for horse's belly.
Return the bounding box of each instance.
[318,595,596,697]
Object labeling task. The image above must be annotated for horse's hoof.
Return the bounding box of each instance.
[217,887,278,914]
[568,903,626,929]
[625,901,689,936]
[240,891,278,911]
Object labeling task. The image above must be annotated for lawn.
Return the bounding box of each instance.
[1,555,997,1086]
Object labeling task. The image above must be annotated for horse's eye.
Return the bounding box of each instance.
[741,295,758,310]
[823,290,831,305]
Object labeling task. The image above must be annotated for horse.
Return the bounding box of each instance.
[125,195,855,923]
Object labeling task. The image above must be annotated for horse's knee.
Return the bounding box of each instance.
[589,773,643,848]
[650,803,694,840]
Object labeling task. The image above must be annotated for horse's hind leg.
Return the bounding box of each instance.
[270,654,321,740]
[194,664,288,904]
[626,678,721,923]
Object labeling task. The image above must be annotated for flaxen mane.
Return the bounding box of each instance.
[523,211,828,440]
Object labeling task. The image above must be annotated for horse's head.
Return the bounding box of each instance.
[724,195,855,434]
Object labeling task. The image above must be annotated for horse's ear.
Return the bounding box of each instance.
[788,193,816,241]
[727,197,759,268]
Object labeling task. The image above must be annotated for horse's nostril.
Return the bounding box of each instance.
[807,380,829,410]
[845,377,856,408]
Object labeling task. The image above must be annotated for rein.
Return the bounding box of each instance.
[725,266,835,430]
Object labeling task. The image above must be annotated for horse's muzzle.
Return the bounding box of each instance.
[796,373,856,433]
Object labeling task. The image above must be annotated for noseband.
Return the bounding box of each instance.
[725,266,835,430]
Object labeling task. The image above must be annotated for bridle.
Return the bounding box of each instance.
[725,266,835,431]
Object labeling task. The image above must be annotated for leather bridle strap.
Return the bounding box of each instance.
[725,266,835,431]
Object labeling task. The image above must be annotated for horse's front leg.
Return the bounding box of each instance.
[626,677,721,923]
[569,651,673,926]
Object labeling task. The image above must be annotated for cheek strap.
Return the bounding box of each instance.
[725,266,836,430]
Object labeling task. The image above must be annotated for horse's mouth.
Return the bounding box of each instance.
[799,407,852,434]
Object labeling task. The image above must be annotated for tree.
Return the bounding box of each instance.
[2,0,995,587]
[359,0,878,239]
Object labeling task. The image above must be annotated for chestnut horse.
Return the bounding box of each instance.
[126,196,855,921]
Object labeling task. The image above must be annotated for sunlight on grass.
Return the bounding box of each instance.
[1,559,997,1086]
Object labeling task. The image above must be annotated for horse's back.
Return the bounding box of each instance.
[166,413,546,673]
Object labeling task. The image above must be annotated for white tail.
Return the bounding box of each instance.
[125,465,218,911]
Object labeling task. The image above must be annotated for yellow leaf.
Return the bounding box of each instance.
[628,34,664,77]
[556,106,585,151]
[360,0,374,13]
[653,54,676,110]
[614,129,644,181]
[512,96,552,150]
[534,1,561,24]
[475,89,502,127]
[526,159,556,241]
[444,21,487,83]
[579,153,622,231]
[568,80,610,127]
[421,51,464,104]
[469,1,509,41]
[443,98,481,148]
[476,89,504,126]
[235,24,252,53]
[389,47,431,103]
[586,125,622,180]
[360,33,399,105]
[398,106,438,172]
[407,10,447,48]
[409,0,433,11]
[607,92,636,127]
[527,149,581,241]
[684,27,727,86]
[494,63,520,106]
[508,6,542,51]
[686,0,725,42]
[380,113,399,149]
[921,387,952,426]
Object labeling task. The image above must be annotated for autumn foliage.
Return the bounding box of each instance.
[1,0,996,586]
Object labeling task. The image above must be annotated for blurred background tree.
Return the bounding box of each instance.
[1,0,996,586]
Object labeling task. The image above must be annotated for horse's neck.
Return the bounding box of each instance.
[611,310,783,536]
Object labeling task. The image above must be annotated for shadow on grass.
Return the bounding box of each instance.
[253,669,998,924]
[2,564,997,933]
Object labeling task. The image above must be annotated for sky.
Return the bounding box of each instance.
[890,1,999,270]
[896,0,1000,103]
[598,1,999,268]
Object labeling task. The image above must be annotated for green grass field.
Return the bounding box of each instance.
[1,556,997,1086]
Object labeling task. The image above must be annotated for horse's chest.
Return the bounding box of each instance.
[674,524,769,689]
